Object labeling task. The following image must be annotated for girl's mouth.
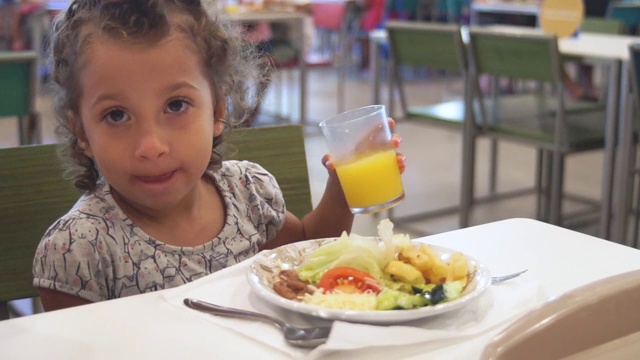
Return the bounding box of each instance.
[136,171,176,184]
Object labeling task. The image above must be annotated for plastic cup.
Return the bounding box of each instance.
[319,105,404,214]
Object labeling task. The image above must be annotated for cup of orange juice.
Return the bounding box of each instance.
[319,105,404,214]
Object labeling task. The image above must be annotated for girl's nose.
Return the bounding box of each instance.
[134,124,169,159]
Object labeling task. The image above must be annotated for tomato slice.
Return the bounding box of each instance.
[317,267,382,294]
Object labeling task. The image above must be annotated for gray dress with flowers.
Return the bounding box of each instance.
[32,160,286,302]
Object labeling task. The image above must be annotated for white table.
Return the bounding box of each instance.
[1,218,639,359]
[371,26,640,245]
[224,11,308,125]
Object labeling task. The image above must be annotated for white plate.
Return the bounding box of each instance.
[247,238,492,324]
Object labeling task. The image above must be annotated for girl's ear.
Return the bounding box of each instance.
[214,120,224,137]
[69,112,94,158]
[213,98,226,137]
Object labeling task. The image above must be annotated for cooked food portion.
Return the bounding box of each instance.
[273,270,314,300]
[271,219,473,311]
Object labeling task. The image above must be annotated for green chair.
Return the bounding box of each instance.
[0,144,80,320]
[0,125,312,320]
[467,28,607,226]
[582,16,625,34]
[626,43,640,247]
[606,2,640,34]
[225,124,312,218]
[0,51,41,145]
[385,20,485,230]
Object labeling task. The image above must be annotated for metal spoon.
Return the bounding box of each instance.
[183,298,332,348]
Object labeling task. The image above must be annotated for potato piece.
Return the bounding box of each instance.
[398,246,432,273]
[418,244,438,263]
[448,252,469,282]
[384,260,425,285]
[429,260,449,284]
[418,245,449,284]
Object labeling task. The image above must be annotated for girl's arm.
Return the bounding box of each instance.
[262,170,351,250]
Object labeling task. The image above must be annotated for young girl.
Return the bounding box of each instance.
[32,0,404,312]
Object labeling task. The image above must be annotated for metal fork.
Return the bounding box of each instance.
[491,269,528,284]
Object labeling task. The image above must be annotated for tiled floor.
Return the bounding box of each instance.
[1,65,604,240]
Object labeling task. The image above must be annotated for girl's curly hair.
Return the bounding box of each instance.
[48,0,270,192]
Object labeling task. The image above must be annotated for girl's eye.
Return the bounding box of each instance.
[104,109,130,123]
[165,99,189,114]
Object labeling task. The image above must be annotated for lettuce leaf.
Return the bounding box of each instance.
[298,232,388,283]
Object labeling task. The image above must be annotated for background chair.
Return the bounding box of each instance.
[0,144,80,320]
[582,15,625,34]
[264,4,350,123]
[385,20,492,230]
[307,2,349,114]
[626,43,640,248]
[225,124,312,218]
[481,269,640,360]
[0,125,311,320]
[467,28,607,227]
[606,1,640,34]
[0,51,41,145]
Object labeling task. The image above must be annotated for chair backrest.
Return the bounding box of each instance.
[467,28,561,84]
[0,51,37,118]
[629,43,640,126]
[0,144,81,309]
[386,20,466,72]
[310,3,347,31]
[481,269,640,360]
[582,16,625,34]
[385,21,471,120]
[224,124,312,219]
[606,2,640,34]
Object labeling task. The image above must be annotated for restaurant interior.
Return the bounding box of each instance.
[2,0,640,358]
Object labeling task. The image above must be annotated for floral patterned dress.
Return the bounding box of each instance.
[33,161,286,302]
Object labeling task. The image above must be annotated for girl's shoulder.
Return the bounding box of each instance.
[42,182,125,240]
[212,160,278,188]
[217,159,270,175]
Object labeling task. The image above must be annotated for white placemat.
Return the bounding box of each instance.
[161,254,548,359]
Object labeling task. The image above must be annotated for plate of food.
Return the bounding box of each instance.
[247,220,492,324]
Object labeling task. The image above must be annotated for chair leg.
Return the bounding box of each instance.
[459,125,476,228]
[0,301,8,321]
[632,151,640,246]
[549,153,565,226]
[18,112,41,145]
[488,138,498,195]
[624,143,638,243]
[535,149,545,220]
[537,150,553,222]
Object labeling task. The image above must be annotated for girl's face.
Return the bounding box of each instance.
[76,30,224,214]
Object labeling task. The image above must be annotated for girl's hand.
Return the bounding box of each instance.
[322,118,406,173]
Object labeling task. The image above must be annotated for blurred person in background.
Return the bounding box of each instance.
[563,0,612,101]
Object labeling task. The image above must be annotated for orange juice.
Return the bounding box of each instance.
[335,149,404,212]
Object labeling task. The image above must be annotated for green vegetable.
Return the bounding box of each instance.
[423,281,465,305]
[375,288,429,310]
[430,284,446,304]
[410,283,436,295]
[297,233,388,283]
[443,280,465,301]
